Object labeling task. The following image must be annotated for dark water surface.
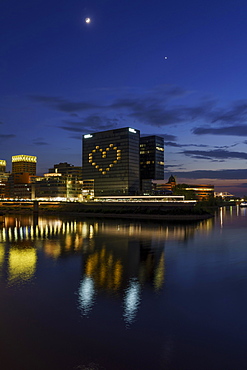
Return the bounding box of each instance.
[0,206,247,370]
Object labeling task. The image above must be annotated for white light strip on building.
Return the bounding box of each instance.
[129,128,136,133]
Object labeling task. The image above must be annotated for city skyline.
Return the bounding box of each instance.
[1,0,247,196]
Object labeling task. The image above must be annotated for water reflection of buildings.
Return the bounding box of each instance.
[0,239,37,285]
[8,247,37,285]
[0,215,214,323]
[78,230,165,324]
[77,219,214,324]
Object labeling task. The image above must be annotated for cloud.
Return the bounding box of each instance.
[165,141,208,148]
[59,126,84,133]
[28,86,200,127]
[238,182,247,188]
[211,101,247,124]
[33,138,49,146]
[110,96,199,127]
[29,88,247,134]
[57,102,99,112]
[29,95,99,112]
[158,134,177,141]
[169,168,247,180]
[29,96,66,104]
[165,164,186,171]
[60,115,119,133]
[0,134,16,139]
[69,134,82,140]
[182,149,247,161]
[192,125,247,137]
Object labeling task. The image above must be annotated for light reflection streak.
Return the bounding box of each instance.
[220,207,223,228]
[153,252,165,291]
[78,276,96,316]
[123,278,141,326]
[0,245,4,269]
[8,248,37,285]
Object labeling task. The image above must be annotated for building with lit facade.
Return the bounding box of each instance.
[140,136,164,181]
[0,160,8,198]
[12,155,37,176]
[35,162,83,199]
[0,160,6,172]
[183,184,215,201]
[82,127,140,196]
[35,173,69,199]
[7,155,37,198]
[49,162,82,180]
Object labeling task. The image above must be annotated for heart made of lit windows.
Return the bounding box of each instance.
[88,144,121,175]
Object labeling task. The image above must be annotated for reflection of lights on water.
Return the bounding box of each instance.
[123,278,141,326]
[89,225,94,238]
[153,253,165,291]
[8,248,37,285]
[78,276,96,316]
[220,207,223,228]
[0,245,4,268]
[0,220,80,242]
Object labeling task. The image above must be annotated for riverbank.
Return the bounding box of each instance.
[0,201,213,221]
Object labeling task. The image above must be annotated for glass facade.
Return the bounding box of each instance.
[140,136,164,181]
[82,127,140,196]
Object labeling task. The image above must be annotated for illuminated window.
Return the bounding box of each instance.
[96,146,99,149]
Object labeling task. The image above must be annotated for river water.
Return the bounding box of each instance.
[0,206,247,370]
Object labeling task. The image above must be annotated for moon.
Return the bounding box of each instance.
[85,17,91,24]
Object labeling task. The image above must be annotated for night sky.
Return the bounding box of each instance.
[1,0,247,196]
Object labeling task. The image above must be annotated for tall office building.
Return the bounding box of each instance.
[12,155,37,175]
[49,162,82,177]
[140,136,164,180]
[0,160,6,172]
[82,127,140,196]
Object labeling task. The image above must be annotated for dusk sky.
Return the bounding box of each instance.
[1,0,247,196]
